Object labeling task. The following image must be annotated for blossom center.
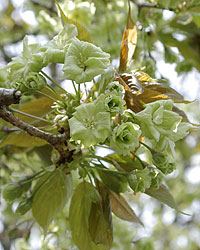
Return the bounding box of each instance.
[84,117,97,129]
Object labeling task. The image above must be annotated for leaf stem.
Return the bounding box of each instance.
[131,152,146,169]
[78,83,81,102]
[8,107,53,124]
[85,168,93,184]
[41,70,67,94]
[139,141,154,153]
[17,170,46,185]
[72,80,78,96]
[35,90,58,103]
[45,85,66,106]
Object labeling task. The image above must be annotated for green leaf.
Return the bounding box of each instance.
[88,183,113,250]
[164,46,179,64]
[193,14,200,27]
[97,168,127,193]
[109,192,143,225]
[16,197,32,215]
[56,2,68,26]
[69,181,105,250]
[34,145,53,166]
[2,182,31,202]
[32,169,72,233]
[145,185,189,215]
[105,154,136,172]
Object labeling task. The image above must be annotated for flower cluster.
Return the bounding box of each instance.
[0,20,192,199]
[132,100,191,155]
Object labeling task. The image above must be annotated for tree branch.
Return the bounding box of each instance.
[0,106,69,145]
[0,88,21,106]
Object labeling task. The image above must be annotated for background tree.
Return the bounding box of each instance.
[0,0,200,250]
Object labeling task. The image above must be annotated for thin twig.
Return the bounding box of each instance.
[8,107,53,124]
[0,106,69,145]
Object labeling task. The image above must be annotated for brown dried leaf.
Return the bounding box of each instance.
[110,192,143,225]
[172,106,189,122]
[119,2,137,72]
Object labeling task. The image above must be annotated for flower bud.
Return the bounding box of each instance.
[78,167,87,178]
[25,72,46,90]
[149,172,163,189]
[128,168,151,194]
[110,122,141,156]
[106,81,123,95]
[152,152,175,175]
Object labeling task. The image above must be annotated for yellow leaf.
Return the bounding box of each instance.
[15,97,54,124]
[0,131,47,148]
[119,2,137,72]
[117,72,191,113]
[0,96,53,148]
[133,71,157,82]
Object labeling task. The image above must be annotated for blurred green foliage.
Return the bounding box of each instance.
[0,0,200,249]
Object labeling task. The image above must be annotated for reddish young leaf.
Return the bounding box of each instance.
[144,83,191,103]
[110,192,143,225]
[119,2,137,72]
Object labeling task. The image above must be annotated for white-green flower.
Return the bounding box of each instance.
[110,122,141,156]
[133,100,190,154]
[43,24,78,64]
[6,36,48,87]
[12,72,46,94]
[96,92,125,115]
[152,152,175,174]
[24,72,46,90]
[69,102,111,147]
[62,38,110,83]
[106,81,124,95]
[128,168,151,194]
